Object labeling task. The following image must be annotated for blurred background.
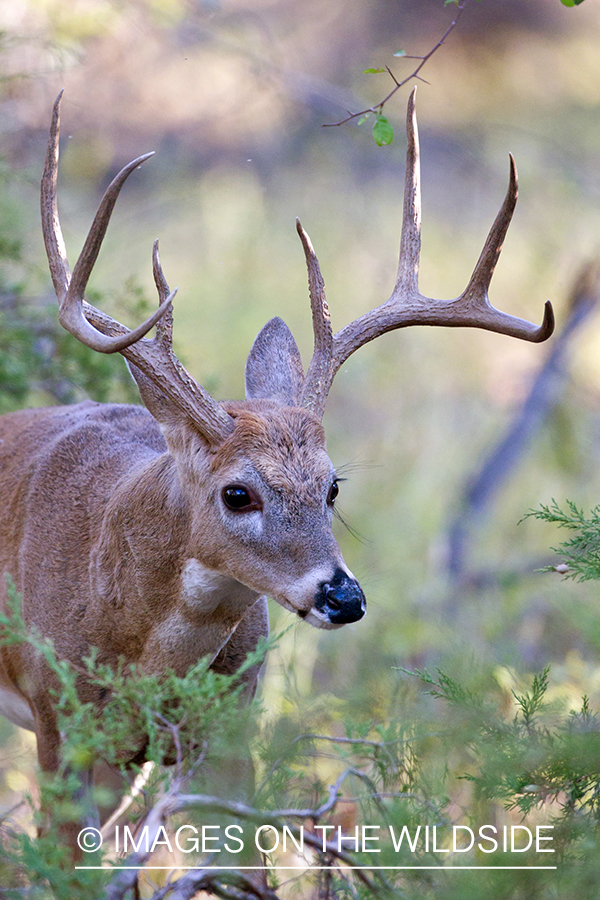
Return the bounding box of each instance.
[1,0,600,866]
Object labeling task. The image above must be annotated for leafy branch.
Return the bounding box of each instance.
[526,500,600,581]
[325,0,585,146]
[324,0,475,145]
[411,666,600,828]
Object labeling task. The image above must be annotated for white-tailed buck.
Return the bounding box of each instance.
[0,89,553,828]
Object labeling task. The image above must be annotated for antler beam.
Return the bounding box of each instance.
[299,87,554,417]
[41,91,234,445]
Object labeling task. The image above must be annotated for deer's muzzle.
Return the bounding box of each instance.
[315,568,366,625]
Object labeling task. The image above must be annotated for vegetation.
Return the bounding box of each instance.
[529,500,600,582]
[2,577,600,898]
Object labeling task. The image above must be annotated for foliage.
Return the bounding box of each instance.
[526,500,600,581]
[372,114,394,147]
[416,665,600,826]
[0,580,271,898]
[3,575,600,898]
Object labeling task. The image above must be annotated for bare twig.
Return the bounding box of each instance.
[106,770,189,900]
[101,760,154,839]
[105,766,392,900]
[174,766,355,823]
[0,798,26,824]
[324,0,468,127]
[160,869,278,900]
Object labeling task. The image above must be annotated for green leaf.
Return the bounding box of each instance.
[372,114,394,146]
[363,67,385,74]
[560,0,585,5]
[357,115,369,125]
[393,50,406,57]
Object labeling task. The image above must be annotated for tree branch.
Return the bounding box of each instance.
[324,0,468,127]
[105,766,390,900]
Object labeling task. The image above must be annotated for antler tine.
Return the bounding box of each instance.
[296,219,333,415]
[455,154,555,341]
[464,153,518,299]
[41,91,174,354]
[41,90,70,301]
[396,86,421,297]
[325,86,427,376]
[64,155,175,352]
[152,239,175,348]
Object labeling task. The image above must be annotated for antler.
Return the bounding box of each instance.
[298,87,555,417]
[41,91,234,445]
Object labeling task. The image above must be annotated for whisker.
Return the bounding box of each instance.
[334,506,369,544]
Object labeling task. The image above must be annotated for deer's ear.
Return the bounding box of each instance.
[245,317,305,405]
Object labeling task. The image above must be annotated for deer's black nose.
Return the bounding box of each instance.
[315,568,366,625]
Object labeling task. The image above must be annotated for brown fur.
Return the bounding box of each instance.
[215,402,329,504]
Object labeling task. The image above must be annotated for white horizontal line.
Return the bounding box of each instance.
[76,865,558,871]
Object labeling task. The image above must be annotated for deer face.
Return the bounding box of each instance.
[213,403,365,627]
[161,401,365,629]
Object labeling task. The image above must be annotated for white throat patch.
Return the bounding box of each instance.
[181,559,257,615]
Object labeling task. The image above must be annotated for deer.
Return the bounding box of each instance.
[0,88,553,849]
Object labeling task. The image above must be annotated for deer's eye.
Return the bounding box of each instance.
[222,485,261,512]
[327,480,339,506]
